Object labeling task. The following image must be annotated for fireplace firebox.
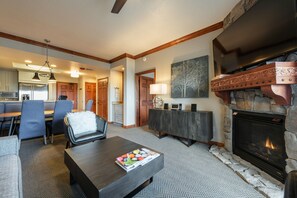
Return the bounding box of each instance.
[233,110,287,182]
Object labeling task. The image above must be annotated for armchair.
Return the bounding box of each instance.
[64,111,107,148]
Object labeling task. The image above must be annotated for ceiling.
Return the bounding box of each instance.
[0,46,110,78]
[0,0,240,76]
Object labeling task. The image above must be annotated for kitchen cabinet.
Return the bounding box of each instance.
[0,70,18,92]
[0,72,6,91]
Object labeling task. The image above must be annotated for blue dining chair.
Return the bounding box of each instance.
[47,100,73,143]
[85,100,93,111]
[3,102,22,135]
[0,103,4,135]
[44,101,55,121]
[44,102,55,111]
[18,100,47,144]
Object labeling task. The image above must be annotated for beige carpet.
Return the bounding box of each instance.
[20,124,264,198]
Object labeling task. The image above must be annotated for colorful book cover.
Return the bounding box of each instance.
[115,148,160,172]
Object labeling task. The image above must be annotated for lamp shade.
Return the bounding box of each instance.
[150,84,167,95]
[48,72,56,82]
[32,72,41,81]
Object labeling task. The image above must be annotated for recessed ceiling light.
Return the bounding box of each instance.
[70,70,79,78]
[50,64,57,67]
[25,60,32,64]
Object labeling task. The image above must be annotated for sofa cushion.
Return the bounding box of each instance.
[0,155,21,198]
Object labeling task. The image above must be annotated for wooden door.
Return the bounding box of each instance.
[85,82,96,113]
[56,82,78,109]
[97,78,108,120]
[139,76,154,126]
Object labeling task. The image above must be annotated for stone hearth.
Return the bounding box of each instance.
[210,145,283,197]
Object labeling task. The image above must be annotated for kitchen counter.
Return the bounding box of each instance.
[0,99,19,102]
[0,100,57,103]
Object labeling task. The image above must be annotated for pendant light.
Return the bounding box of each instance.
[31,39,56,82]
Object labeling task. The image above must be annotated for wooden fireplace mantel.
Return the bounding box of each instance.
[211,62,297,105]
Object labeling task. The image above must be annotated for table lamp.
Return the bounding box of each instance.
[150,84,167,109]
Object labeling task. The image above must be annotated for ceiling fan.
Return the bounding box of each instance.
[111,0,127,14]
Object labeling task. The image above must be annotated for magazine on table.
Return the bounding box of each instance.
[115,148,160,172]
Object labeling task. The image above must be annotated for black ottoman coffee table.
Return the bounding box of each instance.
[64,136,164,198]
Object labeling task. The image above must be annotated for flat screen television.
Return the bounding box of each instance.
[213,0,297,76]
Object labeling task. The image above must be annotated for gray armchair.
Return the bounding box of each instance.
[64,112,107,148]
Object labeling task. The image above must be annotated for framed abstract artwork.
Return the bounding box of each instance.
[171,55,209,98]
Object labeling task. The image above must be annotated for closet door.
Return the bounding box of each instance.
[97,78,108,120]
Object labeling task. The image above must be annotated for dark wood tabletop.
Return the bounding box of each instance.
[64,136,164,198]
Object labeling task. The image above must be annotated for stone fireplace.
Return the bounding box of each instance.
[233,110,287,182]
[222,86,297,181]
[209,61,297,196]
[209,0,297,195]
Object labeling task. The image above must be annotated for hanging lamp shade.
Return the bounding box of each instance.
[32,72,41,81]
[48,72,56,82]
[31,39,57,82]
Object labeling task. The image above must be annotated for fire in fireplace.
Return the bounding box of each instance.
[265,137,275,150]
[233,110,287,182]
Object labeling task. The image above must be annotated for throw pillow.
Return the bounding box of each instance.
[67,111,97,135]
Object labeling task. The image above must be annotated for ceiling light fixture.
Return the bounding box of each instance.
[70,70,79,78]
[31,39,56,82]
[24,60,32,64]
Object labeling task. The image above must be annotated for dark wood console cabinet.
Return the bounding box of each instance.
[148,109,213,146]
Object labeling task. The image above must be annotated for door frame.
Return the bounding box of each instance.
[135,69,156,127]
[97,77,108,121]
[84,82,97,112]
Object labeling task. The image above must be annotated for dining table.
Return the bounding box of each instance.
[0,110,78,136]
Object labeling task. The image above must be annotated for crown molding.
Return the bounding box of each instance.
[133,21,223,60]
[0,21,223,64]
[0,32,110,63]
[109,53,135,63]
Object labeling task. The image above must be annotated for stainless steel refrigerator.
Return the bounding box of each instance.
[19,83,48,101]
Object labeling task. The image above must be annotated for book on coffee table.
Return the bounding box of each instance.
[115,148,160,172]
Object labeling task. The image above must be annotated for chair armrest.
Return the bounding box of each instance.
[0,135,19,156]
[64,116,78,145]
[96,116,108,135]
[64,116,72,140]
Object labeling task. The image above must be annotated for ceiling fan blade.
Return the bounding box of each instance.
[111,0,127,14]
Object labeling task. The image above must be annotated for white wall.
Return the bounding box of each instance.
[135,30,225,142]
[108,70,123,122]
[78,76,96,111]
[110,58,136,126]
[124,58,136,126]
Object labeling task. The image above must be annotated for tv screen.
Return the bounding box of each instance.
[213,0,297,76]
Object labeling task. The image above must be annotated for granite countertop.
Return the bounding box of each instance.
[0,100,56,103]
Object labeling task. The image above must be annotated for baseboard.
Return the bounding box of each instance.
[123,124,135,129]
[208,141,224,147]
[108,121,113,124]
